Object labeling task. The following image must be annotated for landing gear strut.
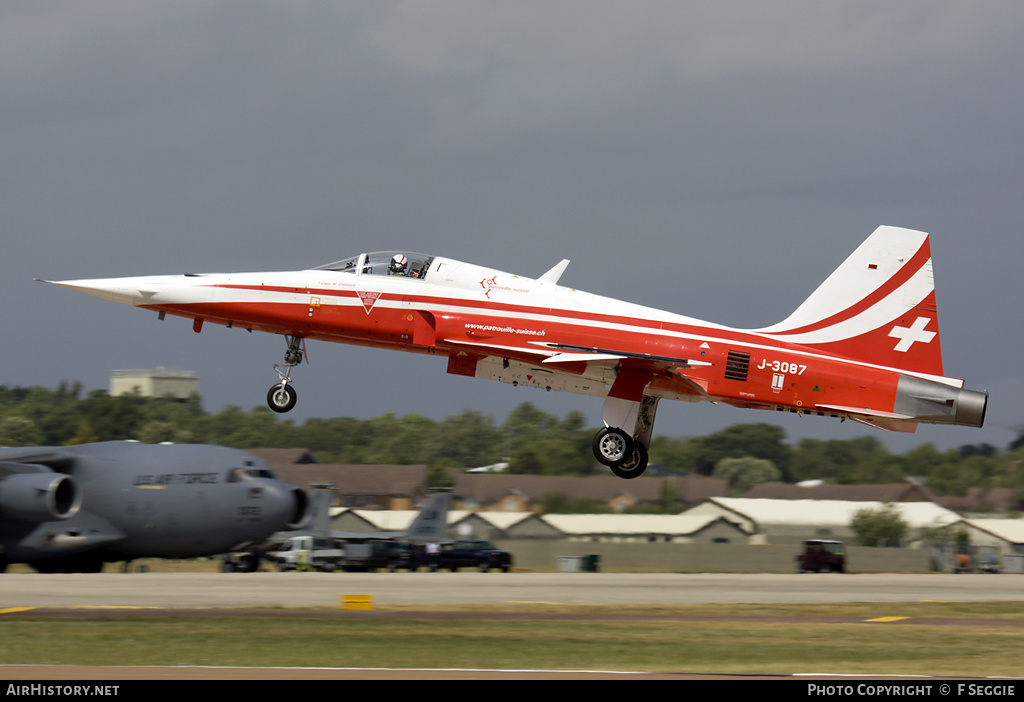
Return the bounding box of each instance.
[267,335,303,413]
[592,395,659,479]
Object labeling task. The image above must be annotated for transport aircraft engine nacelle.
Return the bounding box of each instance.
[895,376,988,428]
[0,472,81,522]
[284,487,311,531]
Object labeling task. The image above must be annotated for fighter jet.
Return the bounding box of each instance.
[43,225,988,479]
[271,488,450,544]
[0,441,309,573]
[328,490,451,544]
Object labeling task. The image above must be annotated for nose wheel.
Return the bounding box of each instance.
[267,383,297,413]
[267,335,304,413]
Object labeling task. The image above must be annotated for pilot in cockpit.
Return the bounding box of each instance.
[389,254,408,276]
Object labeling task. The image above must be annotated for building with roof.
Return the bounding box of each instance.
[268,463,430,511]
[743,482,937,503]
[453,473,726,513]
[245,447,727,513]
[960,519,1024,556]
[330,505,436,533]
[683,497,962,546]
[450,511,563,540]
[109,367,198,400]
[934,488,1023,516]
[542,513,749,543]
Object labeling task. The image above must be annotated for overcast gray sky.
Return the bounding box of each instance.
[4,2,1022,454]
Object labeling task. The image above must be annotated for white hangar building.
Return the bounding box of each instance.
[682,497,962,545]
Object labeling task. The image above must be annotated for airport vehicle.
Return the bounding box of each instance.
[430,540,513,572]
[978,553,1001,574]
[338,539,418,572]
[273,535,345,572]
[796,539,846,573]
[271,490,450,571]
[0,441,309,573]
[44,226,987,479]
[273,536,417,572]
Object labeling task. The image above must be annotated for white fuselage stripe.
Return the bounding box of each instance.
[152,275,958,387]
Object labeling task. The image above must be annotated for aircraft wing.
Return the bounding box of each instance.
[0,448,74,474]
[443,337,713,369]
[535,342,714,370]
[441,334,714,402]
[0,460,60,478]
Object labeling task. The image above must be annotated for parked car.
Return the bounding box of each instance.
[341,539,419,572]
[796,539,846,573]
[430,540,513,572]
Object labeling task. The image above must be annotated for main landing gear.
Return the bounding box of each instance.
[591,395,659,479]
[267,335,304,413]
[593,427,649,479]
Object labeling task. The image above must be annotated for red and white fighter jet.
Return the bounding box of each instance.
[45,225,987,478]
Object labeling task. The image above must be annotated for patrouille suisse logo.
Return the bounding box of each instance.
[479,276,528,299]
[357,291,381,314]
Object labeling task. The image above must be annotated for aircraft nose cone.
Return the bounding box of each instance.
[40,277,148,306]
[39,275,190,307]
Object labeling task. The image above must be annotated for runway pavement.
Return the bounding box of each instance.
[3,572,1022,682]
[0,571,1022,609]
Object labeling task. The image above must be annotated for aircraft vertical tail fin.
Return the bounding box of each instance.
[756,226,945,378]
[405,491,451,544]
[306,489,333,538]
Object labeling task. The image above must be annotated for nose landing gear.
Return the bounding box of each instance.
[267,335,304,413]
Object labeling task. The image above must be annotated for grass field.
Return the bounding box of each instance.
[3,602,1023,677]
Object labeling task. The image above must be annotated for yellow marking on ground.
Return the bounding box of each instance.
[341,594,373,610]
[70,605,164,609]
[865,616,910,622]
[0,608,36,615]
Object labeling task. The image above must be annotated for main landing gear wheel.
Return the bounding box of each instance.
[610,443,648,479]
[267,383,297,413]
[593,427,649,479]
[593,427,633,466]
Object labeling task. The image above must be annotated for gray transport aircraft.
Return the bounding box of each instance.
[0,441,310,573]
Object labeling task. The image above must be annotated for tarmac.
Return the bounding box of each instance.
[2,572,1023,681]
[1,571,1022,608]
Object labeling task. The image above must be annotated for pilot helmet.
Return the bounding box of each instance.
[389,254,408,274]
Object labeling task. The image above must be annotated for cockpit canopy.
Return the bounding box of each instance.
[314,251,435,280]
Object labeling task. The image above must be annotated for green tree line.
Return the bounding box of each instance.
[1,383,1020,500]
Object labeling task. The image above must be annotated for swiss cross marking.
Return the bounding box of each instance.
[889,316,936,352]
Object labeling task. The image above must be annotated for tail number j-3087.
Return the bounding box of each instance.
[757,359,807,375]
